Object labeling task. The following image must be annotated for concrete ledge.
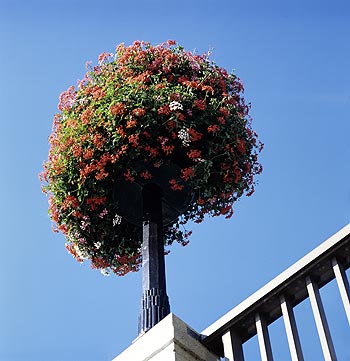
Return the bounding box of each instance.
[112,313,219,361]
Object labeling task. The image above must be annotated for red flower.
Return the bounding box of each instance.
[181,167,195,181]
[66,244,83,263]
[178,75,189,84]
[66,118,78,129]
[91,257,110,269]
[128,134,139,147]
[83,148,94,160]
[92,86,106,100]
[124,169,135,182]
[201,85,214,95]
[245,162,252,172]
[80,162,97,180]
[177,113,185,121]
[58,86,76,111]
[126,119,137,128]
[188,128,203,141]
[220,205,234,219]
[132,72,151,84]
[246,187,255,197]
[132,108,146,117]
[236,138,246,154]
[183,80,199,89]
[140,171,152,180]
[98,52,112,64]
[217,117,226,125]
[81,108,93,125]
[197,198,205,205]
[72,210,84,219]
[193,99,206,110]
[62,195,79,210]
[166,120,176,129]
[116,126,127,138]
[169,179,184,191]
[162,145,174,155]
[110,102,126,116]
[223,172,233,183]
[155,83,166,90]
[219,107,230,117]
[208,124,220,133]
[187,149,202,160]
[93,134,105,150]
[95,171,109,180]
[144,145,159,158]
[86,196,107,210]
[42,40,263,277]
[234,169,241,183]
[157,105,171,115]
[72,144,82,157]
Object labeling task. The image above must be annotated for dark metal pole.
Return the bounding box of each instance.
[138,183,170,334]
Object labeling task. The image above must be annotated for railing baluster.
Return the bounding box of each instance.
[201,226,350,361]
[280,295,304,361]
[332,257,350,325]
[255,313,274,361]
[222,329,245,361]
[306,276,337,361]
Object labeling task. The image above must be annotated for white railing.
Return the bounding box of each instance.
[201,225,350,361]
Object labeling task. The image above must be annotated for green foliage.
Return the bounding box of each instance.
[40,40,263,276]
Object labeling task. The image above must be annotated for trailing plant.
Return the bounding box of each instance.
[40,40,263,276]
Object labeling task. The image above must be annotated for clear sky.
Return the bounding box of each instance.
[1,0,349,360]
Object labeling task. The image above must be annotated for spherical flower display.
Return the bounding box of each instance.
[40,40,263,276]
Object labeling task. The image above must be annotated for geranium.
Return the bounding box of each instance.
[40,40,263,276]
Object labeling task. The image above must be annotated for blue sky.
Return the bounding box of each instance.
[1,0,349,360]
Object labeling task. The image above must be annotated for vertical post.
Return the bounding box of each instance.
[280,295,304,361]
[138,184,170,334]
[332,257,350,325]
[222,328,245,361]
[306,276,337,361]
[255,312,274,361]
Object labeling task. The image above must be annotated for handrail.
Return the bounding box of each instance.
[201,224,350,360]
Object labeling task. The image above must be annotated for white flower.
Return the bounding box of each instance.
[178,128,190,147]
[73,244,89,260]
[80,220,90,231]
[101,268,110,276]
[78,97,88,105]
[113,214,122,227]
[98,208,108,219]
[169,101,183,111]
[94,242,102,249]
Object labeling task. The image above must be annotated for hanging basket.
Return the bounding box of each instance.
[40,40,263,276]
